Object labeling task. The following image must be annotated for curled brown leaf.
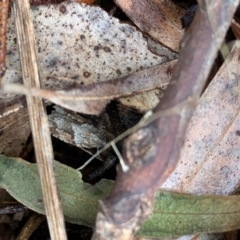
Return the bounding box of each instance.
[114,0,185,51]
[3,61,176,114]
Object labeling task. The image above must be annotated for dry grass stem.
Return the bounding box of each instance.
[12,0,67,239]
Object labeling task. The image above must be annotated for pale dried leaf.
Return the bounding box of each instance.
[3,2,172,113]
[161,43,240,195]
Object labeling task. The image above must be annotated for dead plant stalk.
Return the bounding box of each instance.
[12,0,67,239]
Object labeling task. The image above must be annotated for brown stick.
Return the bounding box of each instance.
[16,214,45,240]
[0,0,9,80]
[12,0,67,239]
[92,1,240,239]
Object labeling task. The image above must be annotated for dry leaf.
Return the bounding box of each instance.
[231,19,240,39]
[114,0,185,51]
[3,60,176,114]
[2,1,174,114]
[0,108,30,157]
[161,43,240,195]
[0,1,176,156]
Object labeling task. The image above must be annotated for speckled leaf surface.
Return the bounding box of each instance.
[135,43,240,240]
[0,1,174,157]
[161,43,240,195]
[6,2,164,80]
[2,2,170,112]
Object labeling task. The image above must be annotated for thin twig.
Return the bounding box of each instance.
[77,102,185,171]
[12,0,67,239]
[16,213,45,240]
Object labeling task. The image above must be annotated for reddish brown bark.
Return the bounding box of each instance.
[231,19,240,39]
[0,0,9,79]
[93,1,240,239]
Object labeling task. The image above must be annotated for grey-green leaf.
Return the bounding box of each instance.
[138,191,240,238]
[1,154,240,238]
[0,154,114,226]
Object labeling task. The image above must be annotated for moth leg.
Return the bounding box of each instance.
[82,101,125,182]
[82,154,118,182]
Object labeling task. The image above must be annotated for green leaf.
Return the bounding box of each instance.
[1,154,240,238]
[138,191,240,238]
[0,154,114,226]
